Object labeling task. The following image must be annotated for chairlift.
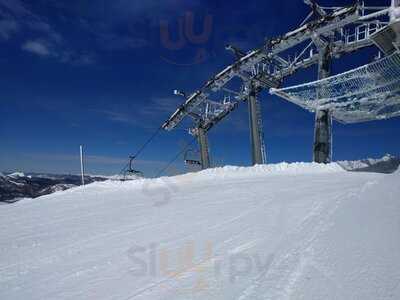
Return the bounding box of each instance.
[123,156,143,180]
[184,149,201,166]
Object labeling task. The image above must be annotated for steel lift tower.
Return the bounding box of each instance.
[163,1,400,168]
[190,126,210,169]
[314,38,333,163]
[309,0,334,163]
[247,82,267,165]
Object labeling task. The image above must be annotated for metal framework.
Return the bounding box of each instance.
[163,1,398,168]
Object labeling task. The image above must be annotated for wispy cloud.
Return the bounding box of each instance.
[94,0,202,24]
[59,51,96,66]
[0,0,96,65]
[24,152,169,167]
[0,0,31,16]
[99,110,140,126]
[0,19,18,40]
[1,151,172,175]
[23,152,168,171]
[94,31,149,51]
[22,39,51,56]
[23,153,127,165]
[0,0,56,40]
[141,97,182,117]
[20,38,96,65]
[97,96,182,128]
[0,0,204,64]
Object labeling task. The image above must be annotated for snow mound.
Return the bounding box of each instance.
[395,165,400,174]
[39,184,77,194]
[180,162,344,180]
[0,162,399,300]
[106,174,142,181]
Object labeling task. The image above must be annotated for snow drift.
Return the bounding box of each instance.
[0,162,399,299]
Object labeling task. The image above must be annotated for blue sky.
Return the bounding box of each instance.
[0,0,398,176]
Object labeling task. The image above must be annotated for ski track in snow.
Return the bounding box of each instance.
[0,163,399,300]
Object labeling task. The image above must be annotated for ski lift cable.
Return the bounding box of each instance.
[131,125,164,160]
[155,137,197,178]
[118,125,164,175]
[119,162,130,175]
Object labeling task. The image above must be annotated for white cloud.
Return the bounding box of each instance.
[99,111,136,125]
[97,97,182,129]
[90,29,149,52]
[22,40,51,56]
[21,39,95,65]
[11,152,168,174]
[1,0,95,66]
[141,97,182,117]
[59,51,96,66]
[72,53,96,65]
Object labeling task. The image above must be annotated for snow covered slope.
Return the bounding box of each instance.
[1,163,399,300]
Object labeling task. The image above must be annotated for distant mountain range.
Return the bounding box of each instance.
[0,173,109,203]
[337,154,400,174]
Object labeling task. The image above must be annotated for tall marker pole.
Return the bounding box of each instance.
[80,145,85,186]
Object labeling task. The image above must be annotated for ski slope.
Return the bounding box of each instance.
[1,163,399,299]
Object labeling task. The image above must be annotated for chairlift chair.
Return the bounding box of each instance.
[123,156,143,180]
[184,149,201,166]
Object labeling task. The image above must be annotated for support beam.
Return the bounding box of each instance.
[197,127,211,169]
[313,45,332,163]
[248,84,266,165]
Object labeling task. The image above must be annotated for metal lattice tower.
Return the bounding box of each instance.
[163,1,399,168]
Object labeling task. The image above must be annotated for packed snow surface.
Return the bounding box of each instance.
[1,162,399,300]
